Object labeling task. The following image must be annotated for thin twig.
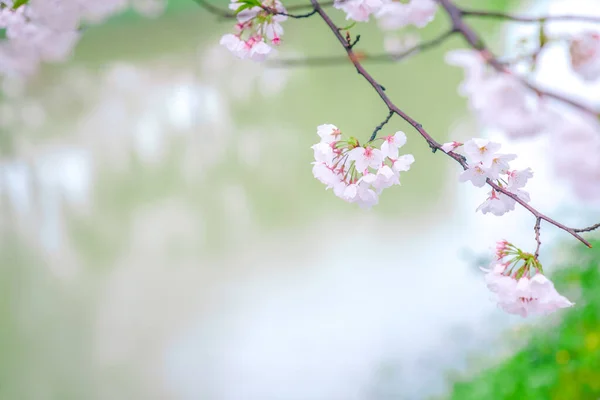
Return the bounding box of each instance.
[370,110,394,142]
[267,29,457,67]
[575,222,600,233]
[194,0,334,19]
[310,0,598,248]
[437,0,600,118]
[463,9,600,24]
[534,217,542,258]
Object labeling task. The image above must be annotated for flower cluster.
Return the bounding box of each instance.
[445,50,553,139]
[311,124,414,209]
[569,31,600,82]
[447,138,533,216]
[482,240,574,317]
[220,0,287,61]
[0,0,165,79]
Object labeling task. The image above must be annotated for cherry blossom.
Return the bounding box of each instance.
[459,163,488,188]
[220,0,287,61]
[376,0,437,30]
[311,124,414,209]
[440,141,462,153]
[453,138,530,215]
[391,154,415,173]
[380,131,407,159]
[446,50,552,138]
[463,138,501,168]
[481,241,574,317]
[487,154,517,180]
[552,117,600,201]
[569,31,600,82]
[349,145,384,173]
[476,189,515,216]
[0,0,167,82]
[334,0,385,22]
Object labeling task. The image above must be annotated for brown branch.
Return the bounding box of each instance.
[534,217,542,258]
[370,110,394,141]
[575,222,600,233]
[463,9,600,24]
[436,0,600,118]
[267,29,457,67]
[309,0,597,248]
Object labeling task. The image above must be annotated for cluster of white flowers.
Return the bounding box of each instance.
[220,0,287,62]
[333,0,436,28]
[569,30,600,82]
[0,0,165,79]
[311,124,414,209]
[482,240,574,317]
[445,138,533,216]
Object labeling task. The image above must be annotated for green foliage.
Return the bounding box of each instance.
[448,240,600,400]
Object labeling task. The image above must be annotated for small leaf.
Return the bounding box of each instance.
[12,0,30,9]
[338,21,357,31]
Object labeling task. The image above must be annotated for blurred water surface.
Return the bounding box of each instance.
[0,2,592,399]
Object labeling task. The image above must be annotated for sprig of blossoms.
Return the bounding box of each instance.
[220,0,287,61]
[446,138,532,216]
[0,0,165,79]
[311,124,414,209]
[481,240,574,317]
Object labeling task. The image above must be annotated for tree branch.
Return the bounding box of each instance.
[267,29,457,67]
[534,217,542,258]
[575,222,600,233]
[462,9,600,24]
[436,0,599,118]
[370,110,394,142]
[309,0,597,248]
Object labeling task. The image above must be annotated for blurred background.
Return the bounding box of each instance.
[1,0,599,399]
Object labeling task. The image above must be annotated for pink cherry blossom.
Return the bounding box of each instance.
[334,0,385,22]
[486,153,517,180]
[481,241,574,317]
[500,275,574,317]
[220,0,287,61]
[317,124,342,144]
[476,189,515,216]
[376,0,437,30]
[458,163,487,187]
[463,138,501,168]
[507,168,533,189]
[440,141,462,153]
[380,131,407,159]
[569,31,600,81]
[311,124,414,208]
[349,145,384,173]
[391,154,415,173]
